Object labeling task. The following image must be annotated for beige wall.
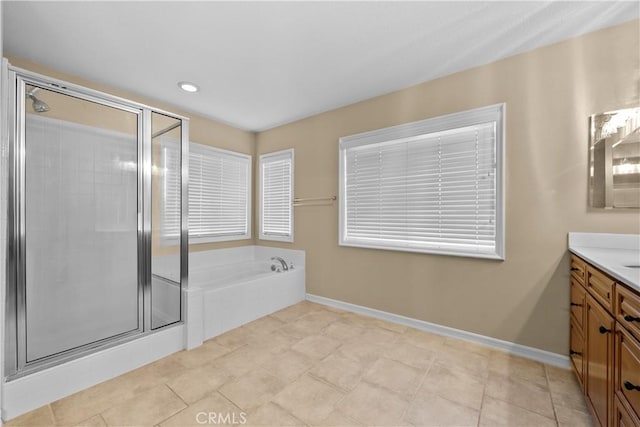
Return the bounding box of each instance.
[6,55,256,253]
[256,20,640,354]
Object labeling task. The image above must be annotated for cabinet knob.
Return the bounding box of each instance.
[598,326,611,334]
[624,381,640,392]
[624,314,640,323]
[570,267,581,272]
[570,303,583,307]
[570,350,581,356]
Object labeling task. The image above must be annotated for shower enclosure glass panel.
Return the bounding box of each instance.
[151,112,182,329]
[23,85,141,362]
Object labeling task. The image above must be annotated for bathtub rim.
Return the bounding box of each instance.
[190,267,303,291]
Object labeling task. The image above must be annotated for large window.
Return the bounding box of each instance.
[259,149,294,242]
[339,104,504,259]
[163,142,251,243]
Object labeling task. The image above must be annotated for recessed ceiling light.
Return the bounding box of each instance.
[178,81,199,93]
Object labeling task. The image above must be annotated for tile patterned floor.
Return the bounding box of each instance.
[6,301,594,426]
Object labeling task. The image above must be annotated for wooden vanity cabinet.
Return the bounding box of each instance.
[569,254,640,427]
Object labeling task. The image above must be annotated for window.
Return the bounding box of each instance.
[162,141,251,243]
[339,104,504,259]
[259,149,294,242]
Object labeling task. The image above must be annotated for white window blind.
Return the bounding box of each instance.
[162,141,251,243]
[259,149,294,242]
[339,104,504,259]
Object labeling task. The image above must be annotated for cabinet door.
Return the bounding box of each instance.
[615,327,640,421]
[570,319,586,386]
[587,294,615,427]
[571,278,586,331]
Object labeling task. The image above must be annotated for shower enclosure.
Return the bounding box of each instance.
[4,66,188,378]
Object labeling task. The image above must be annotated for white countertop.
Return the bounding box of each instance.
[568,233,640,293]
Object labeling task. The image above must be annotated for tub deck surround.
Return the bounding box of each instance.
[5,300,590,427]
[178,246,306,349]
[153,245,306,285]
[568,233,640,292]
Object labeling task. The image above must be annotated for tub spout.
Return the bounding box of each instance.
[271,256,289,271]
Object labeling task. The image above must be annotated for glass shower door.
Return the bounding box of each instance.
[6,68,188,378]
[21,84,142,363]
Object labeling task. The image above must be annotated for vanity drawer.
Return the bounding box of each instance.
[616,284,640,342]
[571,278,586,331]
[615,327,640,420]
[571,255,587,285]
[614,395,640,427]
[588,266,616,313]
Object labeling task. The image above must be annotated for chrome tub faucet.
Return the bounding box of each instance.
[271,256,289,272]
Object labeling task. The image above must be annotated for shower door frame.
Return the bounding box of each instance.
[4,66,189,379]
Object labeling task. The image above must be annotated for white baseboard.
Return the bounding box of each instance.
[2,325,185,421]
[306,293,570,369]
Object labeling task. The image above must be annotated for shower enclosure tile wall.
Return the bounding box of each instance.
[25,114,139,361]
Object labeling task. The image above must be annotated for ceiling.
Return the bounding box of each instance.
[3,1,638,132]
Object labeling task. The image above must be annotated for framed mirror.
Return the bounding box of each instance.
[589,107,640,209]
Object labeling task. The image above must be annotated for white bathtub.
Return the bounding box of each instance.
[180,246,306,346]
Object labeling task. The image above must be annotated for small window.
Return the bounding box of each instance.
[339,104,505,259]
[162,141,251,243]
[259,149,294,242]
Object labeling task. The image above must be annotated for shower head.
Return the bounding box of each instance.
[27,88,50,113]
